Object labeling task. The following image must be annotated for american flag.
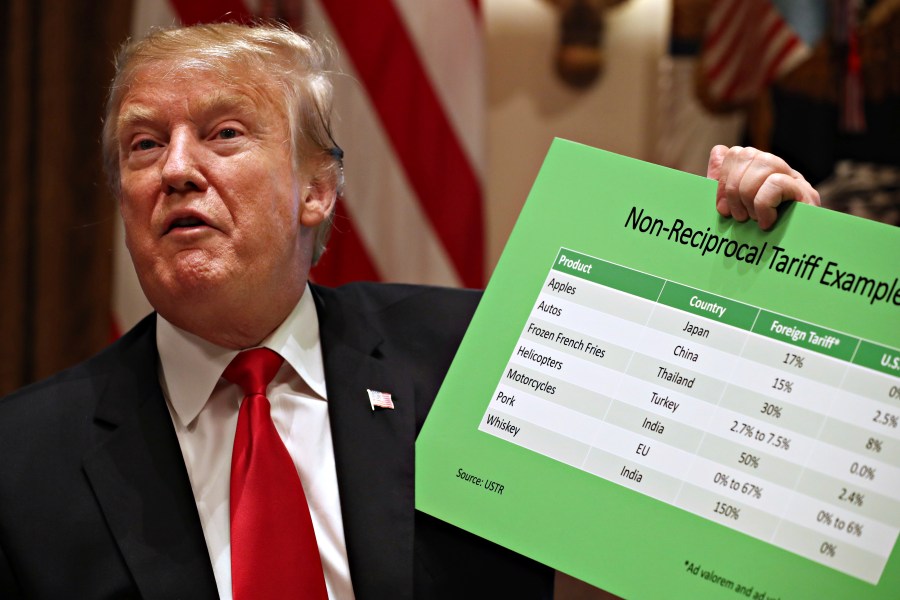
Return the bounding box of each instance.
[113,0,485,333]
[698,0,811,109]
[367,389,395,411]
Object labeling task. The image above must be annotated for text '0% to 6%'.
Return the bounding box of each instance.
[818,510,865,538]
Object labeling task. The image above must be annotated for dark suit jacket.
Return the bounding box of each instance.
[0,283,552,599]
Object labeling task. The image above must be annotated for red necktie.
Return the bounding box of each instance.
[224,348,328,599]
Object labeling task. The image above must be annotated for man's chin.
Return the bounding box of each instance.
[141,259,234,308]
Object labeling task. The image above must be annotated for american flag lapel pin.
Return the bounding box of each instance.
[367,389,395,411]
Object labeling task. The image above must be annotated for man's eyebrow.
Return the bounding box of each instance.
[117,104,158,135]
[191,91,258,118]
[117,92,258,135]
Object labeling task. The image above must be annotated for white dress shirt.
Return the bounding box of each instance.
[156,286,355,599]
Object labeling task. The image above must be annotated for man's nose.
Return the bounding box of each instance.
[160,130,208,193]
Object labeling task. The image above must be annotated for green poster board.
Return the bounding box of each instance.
[416,140,900,599]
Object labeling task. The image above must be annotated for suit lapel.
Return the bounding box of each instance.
[313,286,417,600]
[82,316,218,600]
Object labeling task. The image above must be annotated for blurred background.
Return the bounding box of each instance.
[1,1,898,594]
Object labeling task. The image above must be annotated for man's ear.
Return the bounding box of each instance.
[299,175,337,228]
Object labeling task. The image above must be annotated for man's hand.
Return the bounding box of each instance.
[707,145,821,230]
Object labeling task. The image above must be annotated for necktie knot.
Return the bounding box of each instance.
[223,348,284,397]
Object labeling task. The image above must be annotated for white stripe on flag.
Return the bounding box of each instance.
[306,0,464,286]
[392,0,485,182]
[701,0,810,106]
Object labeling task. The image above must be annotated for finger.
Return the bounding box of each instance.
[788,169,822,206]
[737,151,794,221]
[706,144,729,181]
[707,145,732,217]
[753,173,821,230]
[753,174,791,230]
[720,147,753,222]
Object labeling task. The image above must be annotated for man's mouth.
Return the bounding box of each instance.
[166,216,209,234]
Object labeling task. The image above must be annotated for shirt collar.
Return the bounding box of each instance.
[157,284,327,428]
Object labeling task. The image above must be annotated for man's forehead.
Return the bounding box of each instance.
[117,62,282,127]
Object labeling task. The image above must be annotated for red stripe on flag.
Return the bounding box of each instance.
[719,7,796,103]
[704,3,752,81]
[167,0,253,25]
[321,2,485,288]
[761,35,801,84]
[310,200,382,286]
[701,0,807,106]
[717,3,765,103]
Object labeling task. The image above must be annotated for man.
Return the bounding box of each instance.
[0,22,819,599]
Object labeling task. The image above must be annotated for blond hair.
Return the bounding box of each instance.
[102,22,342,263]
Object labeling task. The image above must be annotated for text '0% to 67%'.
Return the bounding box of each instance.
[713,472,763,500]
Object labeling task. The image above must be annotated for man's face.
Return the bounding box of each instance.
[116,60,331,339]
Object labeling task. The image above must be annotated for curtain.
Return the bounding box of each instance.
[0,0,132,394]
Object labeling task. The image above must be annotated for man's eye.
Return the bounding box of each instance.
[217,128,239,140]
[134,139,158,151]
